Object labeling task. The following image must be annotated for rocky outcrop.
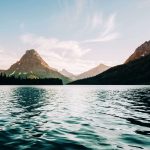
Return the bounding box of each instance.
[125,41,150,63]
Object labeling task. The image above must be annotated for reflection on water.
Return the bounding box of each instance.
[0,85,150,150]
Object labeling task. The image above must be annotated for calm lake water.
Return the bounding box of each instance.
[0,85,150,150]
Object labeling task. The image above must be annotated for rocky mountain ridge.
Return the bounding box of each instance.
[125,40,150,63]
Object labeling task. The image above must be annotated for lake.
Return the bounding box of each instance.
[0,85,149,150]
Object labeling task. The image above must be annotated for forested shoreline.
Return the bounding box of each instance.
[0,73,63,85]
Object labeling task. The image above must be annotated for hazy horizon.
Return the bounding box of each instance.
[0,0,150,74]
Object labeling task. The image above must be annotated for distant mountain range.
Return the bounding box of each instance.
[70,40,150,85]
[1,49,110,84]
[1,40,150,85]
[60,69,76,80]
[76,64,110,80]
[60,64,110,80]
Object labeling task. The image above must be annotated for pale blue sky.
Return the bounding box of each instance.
[0,0,150,74]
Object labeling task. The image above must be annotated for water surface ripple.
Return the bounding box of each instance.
[0,85,150,150]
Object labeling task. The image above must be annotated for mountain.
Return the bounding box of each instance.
[60,69,76,80]
[60,64,110,81]
[76,64,110,80]
[0,70,5,73]
[5,49,70,84]
[70,53,150,85]
[125,40,150,63]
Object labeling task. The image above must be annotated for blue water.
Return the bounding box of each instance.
[0,85,150,150]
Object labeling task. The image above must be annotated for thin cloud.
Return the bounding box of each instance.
[0,46,18,69]
[83,13,120,43]
[75,0,86,19]
[102,13,116,36]
[20,33,117,74]
[0,45,5,53]
[84,32,120,43]
[91,13,103,29]
[52,1,120,43]
[21,33,91,58]
[137,0,150,8]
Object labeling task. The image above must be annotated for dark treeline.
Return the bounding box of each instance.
[0,73,63,85]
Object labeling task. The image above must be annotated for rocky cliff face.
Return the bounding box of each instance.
[6,49,70,84]
[125,41,150,63]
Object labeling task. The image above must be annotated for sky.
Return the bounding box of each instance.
[0,0,150,74]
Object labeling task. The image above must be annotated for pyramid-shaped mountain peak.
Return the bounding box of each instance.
[5,49,70,84]
[12,49,51,72]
